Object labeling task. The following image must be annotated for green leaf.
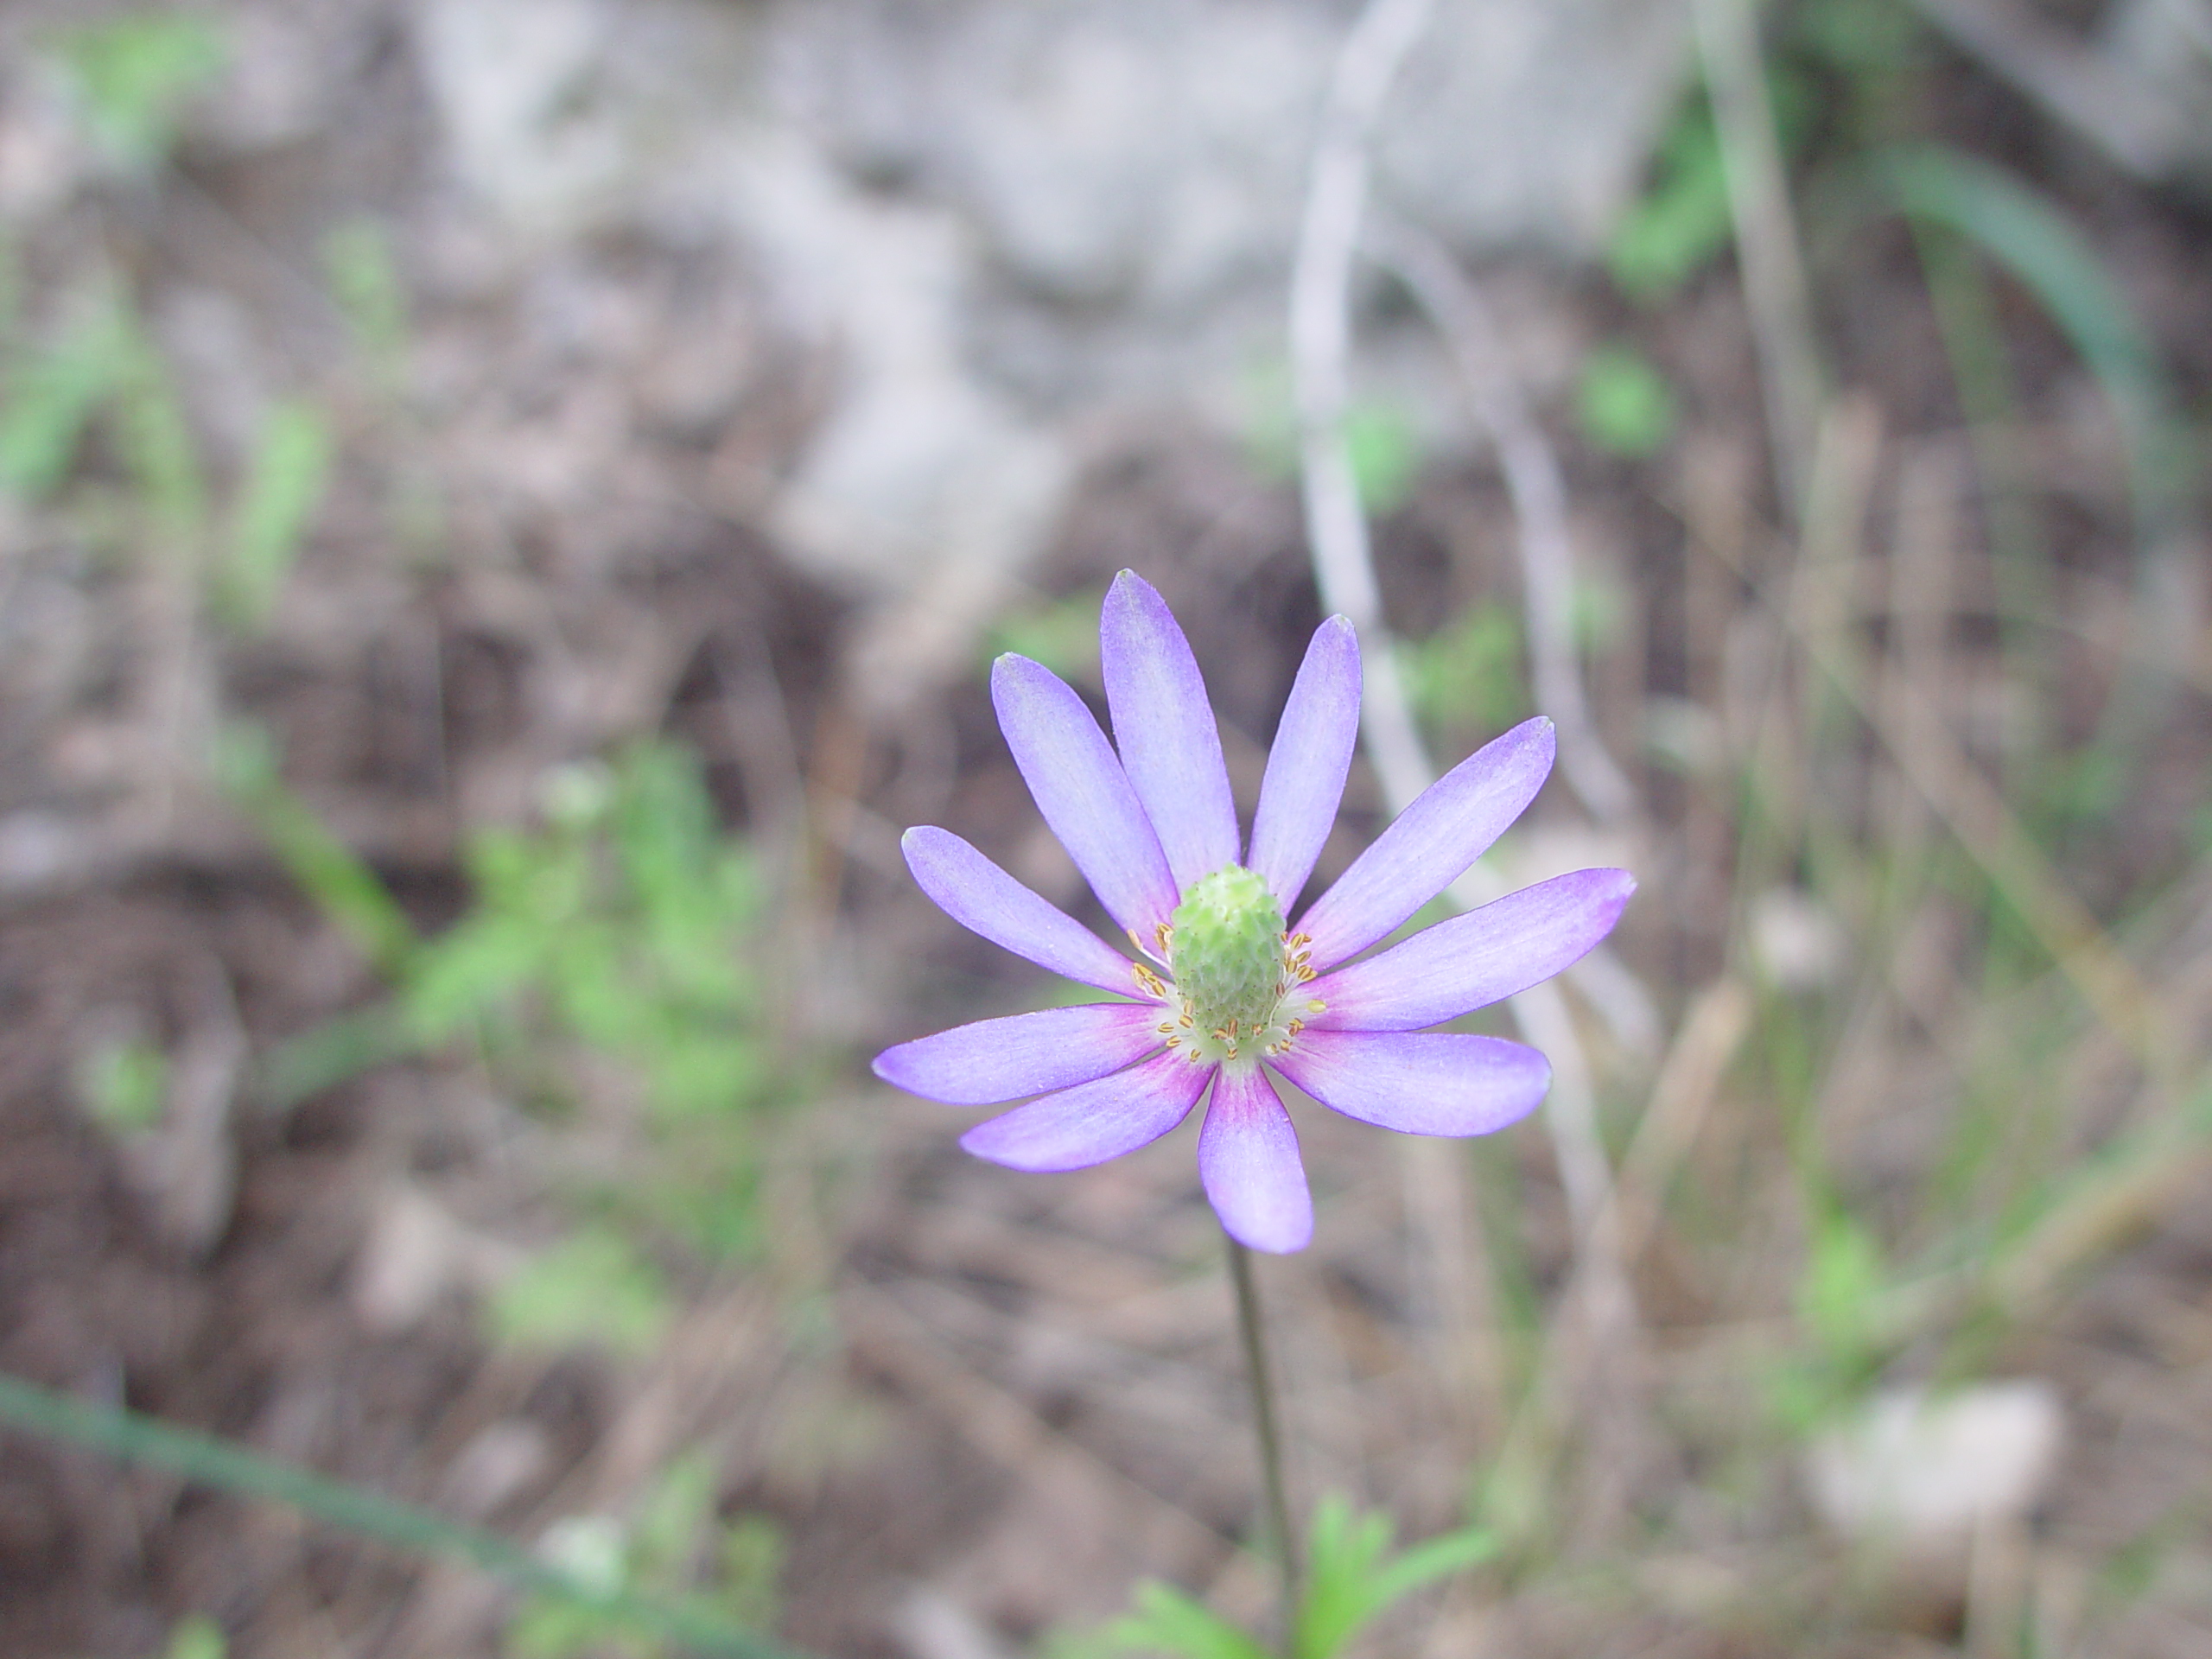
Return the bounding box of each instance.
[47,12,228,171]
[1577,342,1678,459]
[1797,1208,1886,1354]
[714,1515,786,1630]
[321,217,410,367]
[1794,0,1922,70]
[1401,603,1525,735]
[114,331,208,535]
[1294,1495,1393,1659]
[1608,105,1732,303]
[1096,1581,1274,1659]
[253,1002,415,1112]
[1364,1524,1496,1609]
[1866,146,2185,531]
[224,400,332,632]
[634,1452,719,1582]
[986,588,1108,680]
[1294,1497,1495,1659]
[0,298,131,499]
[165,1613,227,1659]
[1342,404,1421,515]
[213,722,417,977]
[487,1228,675,1358]
[1237,365,1422,513]
[74,1036,169,1135]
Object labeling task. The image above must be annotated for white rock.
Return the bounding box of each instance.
[537,1514,628,1598]
[415,0,642,237]
[1748,887,1849,991]
[354,1183,467,1332]
[440,1419,554,1521]
[1806,1381,2066,1542]
[410,0,1694,640]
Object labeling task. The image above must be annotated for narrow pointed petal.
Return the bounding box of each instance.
[1101,571,1239,890]
[992,654,1181,944]
[1294,716,1556,969]
[960,1050,1212,1173]
[1272,1030,1549,1138]
[1307,868,1636,1031]
[1199,1066,1313,1253]
[1247,616,1361,911]
[873,1003,1166,1106]
[902,828,1145,997]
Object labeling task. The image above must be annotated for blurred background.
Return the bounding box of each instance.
[0,0,2209,1654]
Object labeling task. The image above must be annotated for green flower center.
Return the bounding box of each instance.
[1152,865,1321,1069]
[1169,866,1283,1031]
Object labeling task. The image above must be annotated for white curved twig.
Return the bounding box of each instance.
[1368,215,1639,827]
[1289,0,1440,818]
[1287,0,1633,1359]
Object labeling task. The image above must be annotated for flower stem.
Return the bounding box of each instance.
[1226,1231,1300,1651]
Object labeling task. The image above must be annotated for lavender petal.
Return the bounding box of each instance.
[1101,570,1239,891]
[1271,1029,1549,1137]
[873,1003,1167,1106]
[1294,716,1556,969]
[1307,868,1636,1031]
[902,828,1147,997]
[1246,616,1361,912]
[1198,1065,1313,1254]
[992,653,1181,944]
[960,1050,1212,1172]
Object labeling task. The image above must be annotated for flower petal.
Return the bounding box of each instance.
[1101,571,1239,892]
[1246,615,1360,912]
[1306,868,1636,1032]
[874,1003,1166,1106]
[902,827,1143,997]
[1271,1030,1549,1137]
[1198,1065,1313,1253]
[992,653,1181,944]
[960,1050,1212,1172]
[1294,716,1556,969]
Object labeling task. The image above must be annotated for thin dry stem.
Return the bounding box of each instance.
[1786,443,2176,1083]
[1695,0,1826,514]
[1288,0,1643,1526]
[1289,0,1440,816]
[1369,215,1638,828]
[1227,1235,1300,1646]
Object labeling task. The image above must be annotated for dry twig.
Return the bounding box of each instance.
[1694,0,1826,514]
[1288,0,1647,1536]
[1368,216,1638,829]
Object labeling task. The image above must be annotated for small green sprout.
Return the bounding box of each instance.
[75,1036,169,1136]
[1577,341,1678,459]
[1070,1495,1493,1659]
[46,12,228,171]
[488,1227,674,1359]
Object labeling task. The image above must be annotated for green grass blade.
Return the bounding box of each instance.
[0,300,131,499]
[213,723,417,977]
[0,1370,810,1659]
[252,1001,416,1111]
[224,399,332,632]
[1867,145,2186,531]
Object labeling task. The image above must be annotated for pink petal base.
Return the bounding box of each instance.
[1198,1066,1313,1254]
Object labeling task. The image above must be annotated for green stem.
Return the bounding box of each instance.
[1227,1233,1300,1652]
[0,1370,803,1659]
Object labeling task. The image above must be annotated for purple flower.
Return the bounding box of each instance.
[874,572,1634,1254]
